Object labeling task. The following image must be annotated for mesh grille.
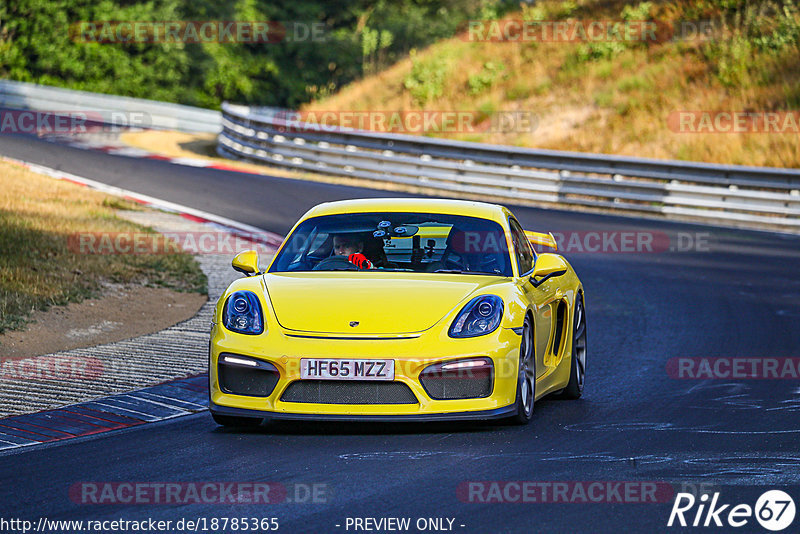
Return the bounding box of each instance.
[219,364,280,397]
[281,380,418,404]
[419,367,493,400]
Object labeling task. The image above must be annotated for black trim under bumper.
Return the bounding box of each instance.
[209,400,517,422]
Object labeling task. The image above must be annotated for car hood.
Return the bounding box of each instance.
[263,272,506,334]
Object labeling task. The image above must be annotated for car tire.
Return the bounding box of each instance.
[211,413,263,428]
[560,294,586,399]
[509,315,535,425]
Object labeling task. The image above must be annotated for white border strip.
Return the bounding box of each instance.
[1,155,285,247]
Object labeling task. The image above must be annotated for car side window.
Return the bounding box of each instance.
[509,218,535,275]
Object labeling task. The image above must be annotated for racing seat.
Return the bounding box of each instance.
[426,228,468,272]
[362,235,396,268]
[426,228,506,274]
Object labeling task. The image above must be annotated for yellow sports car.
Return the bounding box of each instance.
[209,198,586,426]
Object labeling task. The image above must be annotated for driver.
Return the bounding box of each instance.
[333,234,373,269]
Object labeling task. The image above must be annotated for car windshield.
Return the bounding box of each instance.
[269,212,513,276]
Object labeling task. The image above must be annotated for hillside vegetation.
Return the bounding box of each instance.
[303,0,800,168]
[0,0,506,109]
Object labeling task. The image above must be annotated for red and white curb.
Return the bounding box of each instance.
[0,375,208,453]
[43,134,249,173]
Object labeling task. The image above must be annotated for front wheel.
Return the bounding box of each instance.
[211,413,263,428]
[508,315,535,424]
[560,294,586,399]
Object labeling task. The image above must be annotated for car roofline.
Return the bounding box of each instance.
[302,198,509,224]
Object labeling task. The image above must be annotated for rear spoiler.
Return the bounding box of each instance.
[524,231,558,251]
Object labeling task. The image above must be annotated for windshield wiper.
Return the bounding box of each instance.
[434,269,502,275]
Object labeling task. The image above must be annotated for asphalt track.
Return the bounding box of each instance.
[2,133,800,533]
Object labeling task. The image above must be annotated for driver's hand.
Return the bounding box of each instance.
[348,253,372,269]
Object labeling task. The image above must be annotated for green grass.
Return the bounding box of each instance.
[0,161,207,334]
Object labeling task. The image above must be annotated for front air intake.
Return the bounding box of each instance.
[419,358,494,400]
[281,380,418,404]
[218,354,280,397]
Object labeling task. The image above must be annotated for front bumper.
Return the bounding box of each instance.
[209,401,517,422]
[209,324,522,420]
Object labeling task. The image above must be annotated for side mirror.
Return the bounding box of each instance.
[232,250,260,276]
[529,253,567,287]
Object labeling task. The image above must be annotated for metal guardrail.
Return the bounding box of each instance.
[0,80,221,133]
[219,102,800,229]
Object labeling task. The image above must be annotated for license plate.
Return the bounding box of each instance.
[300,359,394,381]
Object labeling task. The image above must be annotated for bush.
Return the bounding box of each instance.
[403,50,451,105]
[467,61,506,95]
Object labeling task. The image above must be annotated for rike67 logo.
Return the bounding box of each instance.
[668,490,796,531]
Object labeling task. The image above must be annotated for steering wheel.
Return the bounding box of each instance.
[312,256,360,271]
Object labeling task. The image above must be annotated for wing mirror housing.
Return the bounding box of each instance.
[232,250,260,276]
[529,253,567,287]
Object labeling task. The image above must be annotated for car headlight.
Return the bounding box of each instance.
[222,291,264,335]
[449,295,503,338]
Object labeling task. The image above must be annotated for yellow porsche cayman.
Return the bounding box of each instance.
[209,198,586,426]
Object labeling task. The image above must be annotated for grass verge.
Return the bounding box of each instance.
[0,159,207,334]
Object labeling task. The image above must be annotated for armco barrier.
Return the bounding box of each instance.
[218,102,800,230]
[0,79,220,133]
